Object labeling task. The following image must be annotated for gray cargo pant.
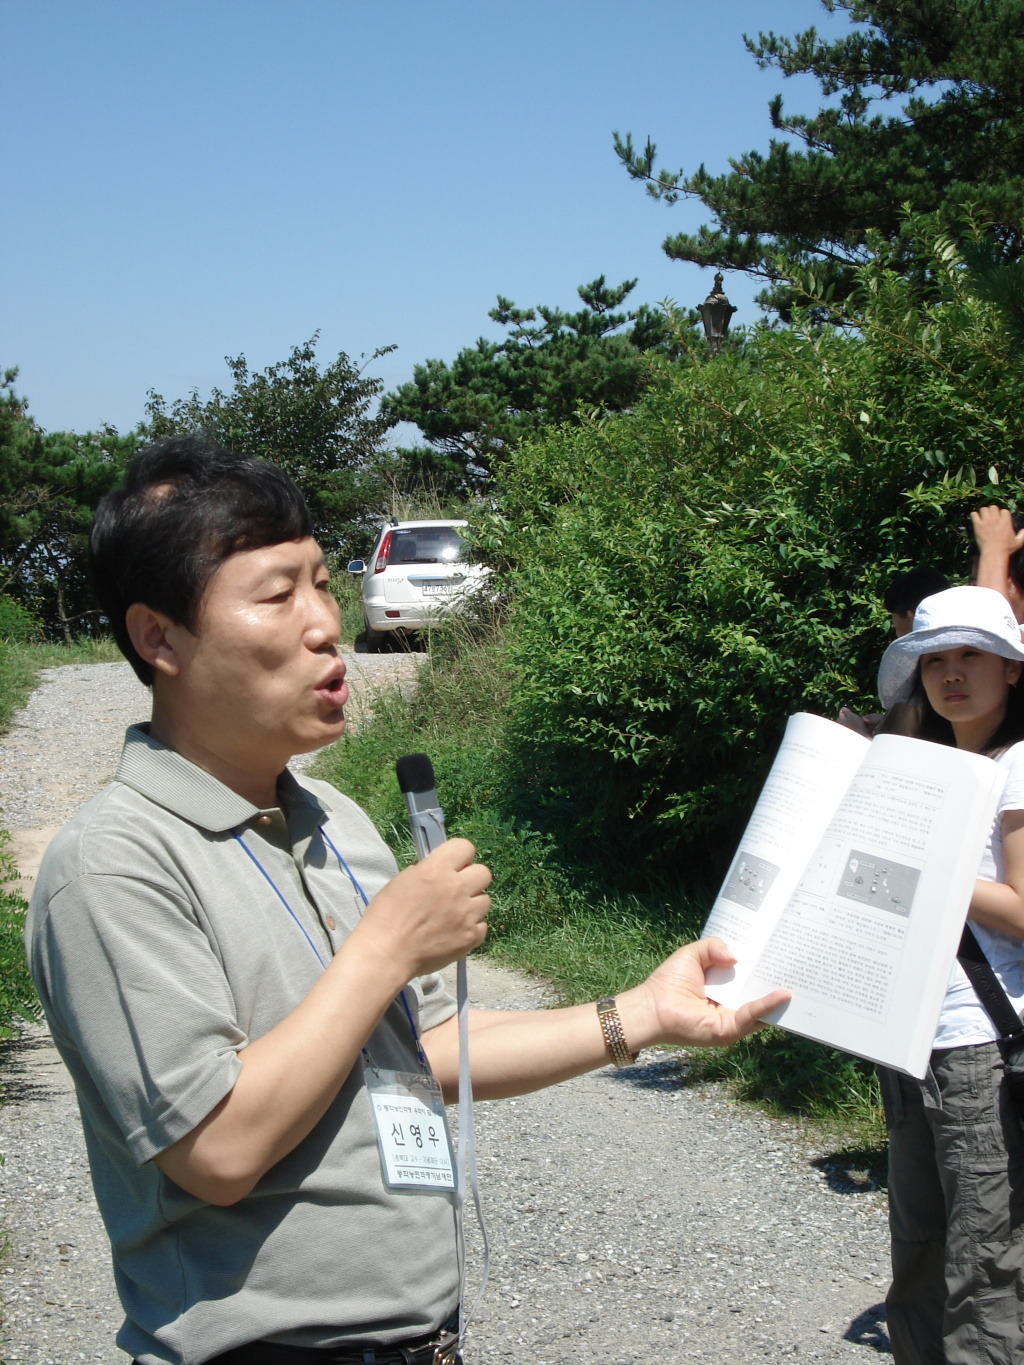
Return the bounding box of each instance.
[879,1042,1024,1364]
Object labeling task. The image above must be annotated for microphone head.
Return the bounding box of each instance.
[396,753,436,795]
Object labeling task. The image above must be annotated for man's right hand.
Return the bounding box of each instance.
[356,838,492,980]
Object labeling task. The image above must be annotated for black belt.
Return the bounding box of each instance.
[201,1325,460,1365]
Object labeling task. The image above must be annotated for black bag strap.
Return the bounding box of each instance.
[957,924,1024,1041]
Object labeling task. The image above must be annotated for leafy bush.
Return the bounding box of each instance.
[482,215,1024,885]
[314,621,705,999]
[0,596,40,644]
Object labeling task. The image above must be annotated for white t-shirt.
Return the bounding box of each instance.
[933,739,1024,1049]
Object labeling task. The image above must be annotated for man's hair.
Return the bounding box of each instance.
[90,434,314,685]
[882,567,952,617]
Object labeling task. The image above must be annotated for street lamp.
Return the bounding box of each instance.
[697,272,737,355]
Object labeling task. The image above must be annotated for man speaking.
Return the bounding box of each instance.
[25,436,785,1365]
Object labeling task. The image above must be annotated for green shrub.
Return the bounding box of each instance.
[329,568,366,647]
[0,595,40,644]
[480,215,1024,885]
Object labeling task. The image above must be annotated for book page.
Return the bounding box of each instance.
[736,735,1005,1077]
[703,713,869,974]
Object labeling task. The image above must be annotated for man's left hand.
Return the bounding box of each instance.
[621,937,790,1051]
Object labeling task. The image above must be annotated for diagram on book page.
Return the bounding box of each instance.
[719,852,781,912]
[838,850,919,915]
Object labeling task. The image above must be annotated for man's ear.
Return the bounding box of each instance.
[124,603,184,678]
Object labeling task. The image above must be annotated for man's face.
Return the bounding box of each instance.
[891,610,915,638]
[165,537,347,775]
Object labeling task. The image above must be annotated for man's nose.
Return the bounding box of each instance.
[306,589,341,645]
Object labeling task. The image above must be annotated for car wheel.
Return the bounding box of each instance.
[363,615,385,653]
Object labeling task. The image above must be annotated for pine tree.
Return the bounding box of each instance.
[615,0,1024,314]
[382,277,682,480]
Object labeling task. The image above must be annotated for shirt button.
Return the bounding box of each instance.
[324,916,337,931]
[256,814,272,826]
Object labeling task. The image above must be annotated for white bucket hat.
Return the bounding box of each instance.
[877,585,1024,709]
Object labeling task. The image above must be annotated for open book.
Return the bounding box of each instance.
[702,713,1007,1078]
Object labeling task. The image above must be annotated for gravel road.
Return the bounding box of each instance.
[0,659,893,1364]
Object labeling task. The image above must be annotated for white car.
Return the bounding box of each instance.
[347,519,488,650]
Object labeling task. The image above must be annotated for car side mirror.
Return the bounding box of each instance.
[347,560,366,575]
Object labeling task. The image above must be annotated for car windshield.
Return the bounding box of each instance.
[388,527,466,565]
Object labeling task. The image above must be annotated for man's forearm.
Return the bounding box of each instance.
[152,838,492,1204]
[152,927,411,1204]
[422,998,644,1102]
[424,939,789,1102]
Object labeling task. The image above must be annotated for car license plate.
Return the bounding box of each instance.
[422,583,456,594]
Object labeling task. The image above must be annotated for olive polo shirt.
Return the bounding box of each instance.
[25,724,459,1365]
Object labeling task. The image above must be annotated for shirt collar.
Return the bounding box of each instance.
[115,724,328,833]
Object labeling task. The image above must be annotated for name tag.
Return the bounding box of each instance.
[365,1066,455,1192]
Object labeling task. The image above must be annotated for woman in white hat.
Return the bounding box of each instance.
[875,585,1024,1365]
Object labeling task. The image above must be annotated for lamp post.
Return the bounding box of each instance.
[697,272,737,355]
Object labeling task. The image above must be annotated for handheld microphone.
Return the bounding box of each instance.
[394,752,489,1328]
[395,753,447,858]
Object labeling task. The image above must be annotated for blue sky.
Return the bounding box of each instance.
[4,0,852,436]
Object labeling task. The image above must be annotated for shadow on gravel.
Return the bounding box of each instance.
[0,1029,63,1105]
[354,629,426,655]
[812,1147,889,1194]
[606,1055,705,1090]
[844,1303,891,1354]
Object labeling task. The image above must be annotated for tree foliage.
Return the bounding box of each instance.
[615,0,1024,314]
[473,213,1024,879]
[143,336,396,556]
[0,371,134,641]
[382,277,685,482]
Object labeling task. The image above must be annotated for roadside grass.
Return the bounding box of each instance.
[312,614,885,1147]
[0,834,41,1036]
[0,638,122,733]
[686,1029,887,1154]
[330,570,365,647]
[0,639,116,1036]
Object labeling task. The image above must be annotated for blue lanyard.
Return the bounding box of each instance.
[232,822,426,1064]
